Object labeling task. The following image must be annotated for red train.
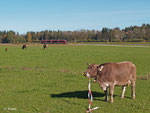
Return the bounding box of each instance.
[40,40,67,44]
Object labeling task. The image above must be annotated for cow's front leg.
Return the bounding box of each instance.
[121,86,126,99]
[104,87,108,101]
[110,85,114,103]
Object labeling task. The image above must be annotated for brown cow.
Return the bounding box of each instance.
[43,44,48,49]
[5,48,8,51]
[83,61,136,103]
[22,44,27,49]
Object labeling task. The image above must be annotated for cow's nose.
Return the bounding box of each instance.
[82,72,86,76]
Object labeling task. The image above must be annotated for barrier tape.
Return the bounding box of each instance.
[86,77,99,113]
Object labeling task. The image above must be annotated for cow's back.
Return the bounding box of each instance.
[98,61,136,86]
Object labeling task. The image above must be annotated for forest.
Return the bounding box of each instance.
[0,24,150,43]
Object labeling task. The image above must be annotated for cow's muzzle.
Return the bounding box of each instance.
[82,72,86,76]
[82,72,90,77]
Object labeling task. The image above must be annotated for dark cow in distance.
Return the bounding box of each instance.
[83,61,136,103]
[43,44,48,49]
[5,48,8,51]
[22,44,27,49]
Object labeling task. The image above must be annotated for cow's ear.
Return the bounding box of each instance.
[97,66,104,72]
[87,63,90,66]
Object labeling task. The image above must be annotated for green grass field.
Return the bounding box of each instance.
[0,44,150,113]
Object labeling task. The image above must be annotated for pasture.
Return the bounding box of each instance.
[0,44,150,113]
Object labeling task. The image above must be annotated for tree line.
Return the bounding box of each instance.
[0,24,150,43]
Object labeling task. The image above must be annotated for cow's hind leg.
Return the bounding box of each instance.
[110,85,114,103]
[131,81,136,99]
[121,86,126,99]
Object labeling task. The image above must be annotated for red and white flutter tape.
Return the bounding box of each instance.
[86,77,99,113]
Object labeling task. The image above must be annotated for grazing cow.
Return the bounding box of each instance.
[22,44,27,49]
[5,48,8,51]
[83,61,136,103]
[43,44,48,49]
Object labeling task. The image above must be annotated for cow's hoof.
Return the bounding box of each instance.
[121,97,124,99]
[110,101,113,103]
[105,98,108,102]
[110,99,113,103]
[132,97,135,100]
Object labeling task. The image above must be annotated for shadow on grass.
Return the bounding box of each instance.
[50,90,133,102]
[50,90,105,99]
[124,96,132,100]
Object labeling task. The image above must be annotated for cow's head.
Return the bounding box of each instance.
[83,64,99,78]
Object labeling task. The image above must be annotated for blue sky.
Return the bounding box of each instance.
[0,0,150,34]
